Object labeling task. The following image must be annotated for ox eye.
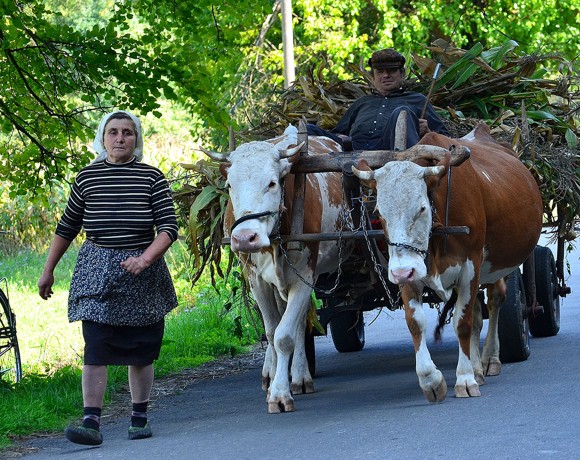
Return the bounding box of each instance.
[268,180,277,189]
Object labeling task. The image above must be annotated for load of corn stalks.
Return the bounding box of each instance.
[172,39,579,286]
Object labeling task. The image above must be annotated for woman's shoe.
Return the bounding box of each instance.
[64,425,103,445]
[128,422,152,440]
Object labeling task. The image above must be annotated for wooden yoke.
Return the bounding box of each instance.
[288,119,308,250]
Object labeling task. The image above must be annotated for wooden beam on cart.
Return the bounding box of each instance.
[222,225,469,246]
[288,119,308,250]
[290,144,471,174]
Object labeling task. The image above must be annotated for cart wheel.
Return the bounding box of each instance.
[529,245,560,337]
[0,288,23,384]
[329,310,365,353]
[498,268,530,363]
[305,327,316,377]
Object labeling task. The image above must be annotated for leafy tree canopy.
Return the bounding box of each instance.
[0,0,578,198]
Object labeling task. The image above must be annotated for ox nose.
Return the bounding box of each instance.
[390,268,415,284]
[231,229,263,253]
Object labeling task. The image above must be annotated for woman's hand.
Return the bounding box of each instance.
[120,256,150,276]
[38,272,55,300]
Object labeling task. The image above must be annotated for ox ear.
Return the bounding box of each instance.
[219,162,230,178]
[351,160,375,182]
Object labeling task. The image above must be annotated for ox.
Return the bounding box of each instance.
[353,123,543,402]
[204,126,353,413]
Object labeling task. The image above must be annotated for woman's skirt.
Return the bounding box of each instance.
[68,239,177,327]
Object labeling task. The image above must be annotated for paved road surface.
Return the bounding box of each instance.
[15,236,580,460]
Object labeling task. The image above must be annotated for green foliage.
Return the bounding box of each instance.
[2,0,580,197]
[0,0,178,196]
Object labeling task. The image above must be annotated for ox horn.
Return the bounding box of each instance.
[423,165,446,177]
[200,147,229,162]
[351,162,375,181]
[278,141,305,158]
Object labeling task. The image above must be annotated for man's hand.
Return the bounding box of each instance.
[419,119,430,137]
[120,256,150,276]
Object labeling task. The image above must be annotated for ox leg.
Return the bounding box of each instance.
[471,293,485,385]
[481,280,506,377]
[249,277,282,393]
[404,291,447,403]
[290,313,315,395]
[452,285,481,398]
[268,285,313,413]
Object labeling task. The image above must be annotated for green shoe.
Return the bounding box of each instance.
[65,425,103,446]
[128,422,152,440]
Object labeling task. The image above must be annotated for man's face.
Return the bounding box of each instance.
[372,67,405,96]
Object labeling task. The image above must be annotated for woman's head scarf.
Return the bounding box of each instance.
[92,110,144,163]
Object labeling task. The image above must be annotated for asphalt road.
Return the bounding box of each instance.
[15,235,580,460]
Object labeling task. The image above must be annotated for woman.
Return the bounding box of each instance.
[38,110,179,446]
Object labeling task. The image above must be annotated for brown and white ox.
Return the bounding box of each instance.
[353,123,543,402]
[204,126,353,413]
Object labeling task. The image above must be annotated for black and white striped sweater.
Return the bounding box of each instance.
[56,157,178,249]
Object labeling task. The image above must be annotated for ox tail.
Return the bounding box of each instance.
[434,290,458,342]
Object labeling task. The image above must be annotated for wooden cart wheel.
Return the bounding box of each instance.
[329,309,365,353]
[529,245,560,337]
[498,268,531,363]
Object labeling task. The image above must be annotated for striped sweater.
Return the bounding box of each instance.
[56,157,178,249]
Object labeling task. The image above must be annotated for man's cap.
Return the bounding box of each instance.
[367,48,406,70]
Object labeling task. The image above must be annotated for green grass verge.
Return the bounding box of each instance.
[0,241,261,449]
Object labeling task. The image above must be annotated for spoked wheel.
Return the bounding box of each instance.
[329,306,365,353]
[0,288,22,384]
[498,268,530,363]
[529,245,560,337]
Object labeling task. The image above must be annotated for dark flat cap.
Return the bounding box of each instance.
[367,48,406,69]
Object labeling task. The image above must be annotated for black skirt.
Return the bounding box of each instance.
[82,319,165,366]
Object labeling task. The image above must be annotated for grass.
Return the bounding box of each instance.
[0,240,261,450]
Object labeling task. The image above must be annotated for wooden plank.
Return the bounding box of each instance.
[288,120,308,249]
[290,145,471,174]
[291,150,399,174]
[221,226,469,245]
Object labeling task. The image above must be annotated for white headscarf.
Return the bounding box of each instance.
[92,110,144,163]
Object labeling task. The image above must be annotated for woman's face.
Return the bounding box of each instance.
[103,118,137,163]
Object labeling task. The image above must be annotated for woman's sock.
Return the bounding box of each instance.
[82,407,101,431]
[131,401,148,428]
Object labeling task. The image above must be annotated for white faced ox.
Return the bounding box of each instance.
[353,123,542,402]
[204,126,351,413]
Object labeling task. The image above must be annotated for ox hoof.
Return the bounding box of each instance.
[484,361,501,377]
[422,378,447,403]
[475,372,486,386]
[454,383,481,398]
[291,381,315,395]
[268,399,295,413]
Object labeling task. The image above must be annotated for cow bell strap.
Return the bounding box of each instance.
[230,210,279,232]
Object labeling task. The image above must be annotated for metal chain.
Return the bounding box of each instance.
[434,302,453,324]
[274,179,351,295]
[355,194,401,310]
[271,174,402,310]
